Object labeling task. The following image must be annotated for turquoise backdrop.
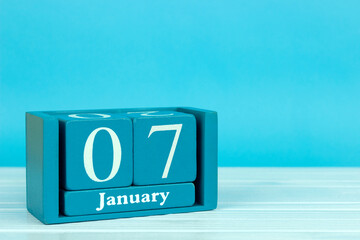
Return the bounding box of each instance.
[1,0,360,166]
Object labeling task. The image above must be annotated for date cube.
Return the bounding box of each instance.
[127,111,197,186]
[58,113,133,190]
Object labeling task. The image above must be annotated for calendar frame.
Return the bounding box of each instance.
[26,107,218,224]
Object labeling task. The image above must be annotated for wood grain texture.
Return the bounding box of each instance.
[1,167,360,239]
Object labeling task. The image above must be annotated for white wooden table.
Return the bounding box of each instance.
[1,167,360,239]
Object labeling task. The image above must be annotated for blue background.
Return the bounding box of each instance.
[1,0,360,167]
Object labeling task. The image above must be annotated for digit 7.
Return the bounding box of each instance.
[148,124,183,178]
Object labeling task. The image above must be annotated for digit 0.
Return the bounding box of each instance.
[83,127,122,182]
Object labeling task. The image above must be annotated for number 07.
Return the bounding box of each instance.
[148,124,183,179]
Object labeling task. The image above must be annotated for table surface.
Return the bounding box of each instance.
[1,167,360,240]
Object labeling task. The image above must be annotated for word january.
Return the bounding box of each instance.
[96,191,170,211]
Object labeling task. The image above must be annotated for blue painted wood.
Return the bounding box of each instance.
[58,113,133,190]
[129,111,196,185]
[178,107,218,208]
[26,107,218,224]
[26,112,59,224]
[61,182,195,216]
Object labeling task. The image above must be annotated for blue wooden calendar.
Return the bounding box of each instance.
[26,107,218,224]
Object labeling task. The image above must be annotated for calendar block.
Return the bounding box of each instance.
[61,183,195,216]
[58,113,133,190]
[26,107,218,224]
[127,111,196,185]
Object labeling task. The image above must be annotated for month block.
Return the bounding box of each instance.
[58,113,133,190]
[61,183,195,216]
[127,111,197,186]
[26,107,218,224]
